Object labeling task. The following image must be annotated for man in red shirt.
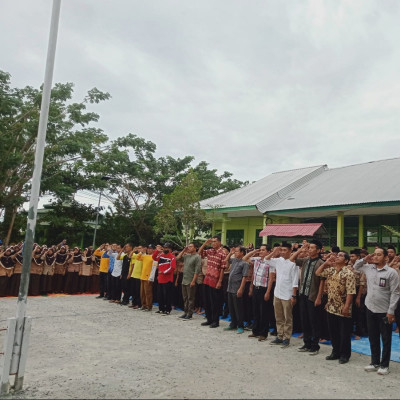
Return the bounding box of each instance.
[198,235,226,328]
[152,243,176,315]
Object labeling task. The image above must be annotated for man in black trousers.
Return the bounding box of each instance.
[354,247,400,375]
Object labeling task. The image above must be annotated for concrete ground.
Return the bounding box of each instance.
[0,295,399,399]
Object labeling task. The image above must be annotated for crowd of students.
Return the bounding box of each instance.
[0,241,101,296]
[1,236,400,375]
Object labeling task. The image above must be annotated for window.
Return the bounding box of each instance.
[255,229,263,248]
[344,217,358,247]
[226,230,244,247]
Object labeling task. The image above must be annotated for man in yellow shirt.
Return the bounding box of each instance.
[140,245,156,311]
[94,243,110,299]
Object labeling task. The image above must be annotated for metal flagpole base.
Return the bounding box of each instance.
[0,317,16,396]
[0,316,32,395]
[12,317,32,392]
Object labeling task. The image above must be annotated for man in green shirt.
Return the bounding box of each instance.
[177,243,202,320]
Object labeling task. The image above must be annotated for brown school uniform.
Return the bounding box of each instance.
[40,253,56,294]
[91,255,100,293]
[0,255,14,297]
[53,251,69,293]
[29,255,44,296]
[9,254,23,296]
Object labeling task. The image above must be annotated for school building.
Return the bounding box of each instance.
[199,157,400,251]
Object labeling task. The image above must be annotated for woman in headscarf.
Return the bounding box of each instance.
[65,247,83,294]
[29,245,44,296]
[53,246,69,293]
[8,247,23,296]
[91,249,101,294]
[40,247,56,295]
[79,247,93,293]
[0,247,17,297]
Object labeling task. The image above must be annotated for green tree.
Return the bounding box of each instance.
[36,200,98,247]
[154,170,208,247]
[91,133,194,244]
[0,70,111,244]
[192,161,249,200]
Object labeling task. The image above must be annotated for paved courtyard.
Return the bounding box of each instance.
[0,295,399,399]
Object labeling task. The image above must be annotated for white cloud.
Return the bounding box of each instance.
[1,0,400,184]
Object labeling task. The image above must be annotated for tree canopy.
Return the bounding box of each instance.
[0,70,248,246]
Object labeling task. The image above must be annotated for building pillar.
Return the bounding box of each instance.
[358,215,364,248]
[221,213,228,245]
[262,214,268,245]
[244,218,250,246]
[337,211,344,249]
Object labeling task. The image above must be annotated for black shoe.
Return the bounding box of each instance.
[339,357,349,364]
[96,295,104,299]
[120,302,128,305]
[209,322,219,328]
[201,321,211,326]
[298,345,310,352]
[326,353,340,360]
[155,310,162,314]
[184,315,192,320]
[270,330,277,336]
[179,314,187,319]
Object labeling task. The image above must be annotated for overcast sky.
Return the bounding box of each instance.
[1,0,400,186]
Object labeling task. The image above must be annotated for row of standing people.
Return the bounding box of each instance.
[101,236,399,377]
[0,243,101,296]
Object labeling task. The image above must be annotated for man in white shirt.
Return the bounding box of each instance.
[264,242,299,348]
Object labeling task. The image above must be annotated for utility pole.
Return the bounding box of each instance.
[0,0,62,394]
[92,190,103,248]
[92,176,111,248]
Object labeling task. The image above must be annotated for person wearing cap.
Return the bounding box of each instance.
[152,243,176,315]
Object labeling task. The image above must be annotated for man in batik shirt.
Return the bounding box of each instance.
[198,235,226,328]
[316,251,356,364]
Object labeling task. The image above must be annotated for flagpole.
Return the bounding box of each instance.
[0,0,62,394]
